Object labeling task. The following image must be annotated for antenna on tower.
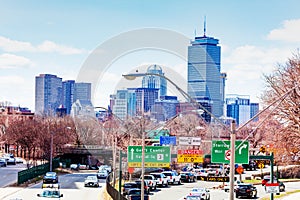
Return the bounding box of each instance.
[204,15,206,37]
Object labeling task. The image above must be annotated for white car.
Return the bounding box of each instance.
[84,175,99,187]
[150,173,168,187]
[38,184,63,199]
[97,169,108,179]
[188,188,210,200]
[141,175,157,190]
[99,165,112,173]
[162,171,181,185]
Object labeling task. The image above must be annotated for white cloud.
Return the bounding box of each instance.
[0,35,85,55]
[0,36,35,52]
[267,19,300,42]
[0,75,25,85]
[0,53,35,69]
[37,40,85,55]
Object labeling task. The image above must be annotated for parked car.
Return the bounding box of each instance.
[162,171,181,185]
[122,182,139,195]
[0,158,7,167]
[141,175,157,190]
[150,172,168,187]
[235,183,257,199]
[43,172,58,184]
[126,188,149,200]
[14,157,24,164]
[84,175,99,187]
[70,163,79,170]
[180,171,196,183]
[97,169,109,179]
[189,187,210,200]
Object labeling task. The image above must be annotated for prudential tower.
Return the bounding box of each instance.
[187,25,224,119]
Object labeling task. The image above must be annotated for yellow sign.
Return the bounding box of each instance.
[177,154,203,163]
[257,161,265,169]
[128,162,170,168]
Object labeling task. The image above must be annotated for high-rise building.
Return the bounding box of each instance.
[112,89,128,120]
[187,32,223,119]
[142,64,167,97]
[35,74,62,115]
[151,96,179,122]
[134,88,159,115]
[74,82,91,102]
[225,94,259,125]
[62,80,75,114]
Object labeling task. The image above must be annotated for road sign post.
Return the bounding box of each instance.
[211,140,249,164]
[127,146,171,167]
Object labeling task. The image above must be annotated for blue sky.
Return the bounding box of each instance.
[1,0,300,110]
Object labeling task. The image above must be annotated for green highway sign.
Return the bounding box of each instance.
[127,146,171,168]
[211,140,249,164]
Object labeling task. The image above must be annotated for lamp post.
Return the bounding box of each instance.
[50,131,54,172]
[229,120,236,200]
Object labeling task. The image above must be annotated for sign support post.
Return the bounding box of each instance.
[229,120,236,200]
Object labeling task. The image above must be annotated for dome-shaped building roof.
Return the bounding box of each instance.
[147,64,162,73]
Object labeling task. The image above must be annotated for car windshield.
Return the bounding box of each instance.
[46,172,56,177]
[129,190,141,195]
[192,188,205,192]
[41,190,60,198]
[186,196,201,200]
[86,176,97,180]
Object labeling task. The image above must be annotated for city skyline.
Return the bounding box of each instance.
[1,1,300,111]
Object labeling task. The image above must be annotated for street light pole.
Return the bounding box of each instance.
[229,120,236,200]
[50,132,53,172]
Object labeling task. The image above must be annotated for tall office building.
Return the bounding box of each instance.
[142,64,167,97]
[62,80,75,114]
[226,94,259,125]
[187,32,223,119]
[74,82,91,102]
[35,74,62,115]
[112,89,128,120]
[134,88,159,115]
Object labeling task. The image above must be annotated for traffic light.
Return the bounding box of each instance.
[260,146,266,153]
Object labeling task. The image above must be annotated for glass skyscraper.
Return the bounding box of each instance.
[187,34,223,118]
[35,74,62,115]
[62,80,75,114]
[142,64,167,97]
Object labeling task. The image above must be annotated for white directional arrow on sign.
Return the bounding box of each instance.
[238,144,248,154]
[131,148,134,160]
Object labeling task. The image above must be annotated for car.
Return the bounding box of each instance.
[97,169,109,179]
[134,180,150,194]
[70,163,79,170]
[2,154,16,165]
[184,195,202,200]
[180,171,196,183]
[99,165,112,173]
[262,175,277,186]
[141,175,157,190]
[193,168,208,179]
[15,157,24,164]
[162,171,181,185]
[188,187,210,200]
[235,183,257,199]
[122,182,139,195]
[43,172,58,184]
[0,158,7,167]
[242,160,257,171]
[150,172,168,187]
[84,175,99,187]
[126,188,150,200]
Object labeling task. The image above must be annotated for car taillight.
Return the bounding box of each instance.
[160,178,162,181]
[170,176,172,179]
[247,189,251,192]
[186,175,188,178]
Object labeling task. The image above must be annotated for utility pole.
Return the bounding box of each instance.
[229,120,236,200]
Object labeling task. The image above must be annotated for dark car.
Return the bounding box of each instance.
[180,172,196,183]
[135,180,150,194]
[126,188,149,200]
[122,182,139,195]
[235,183,257,199]
[242,160,257,171]
[43,172,58,183]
